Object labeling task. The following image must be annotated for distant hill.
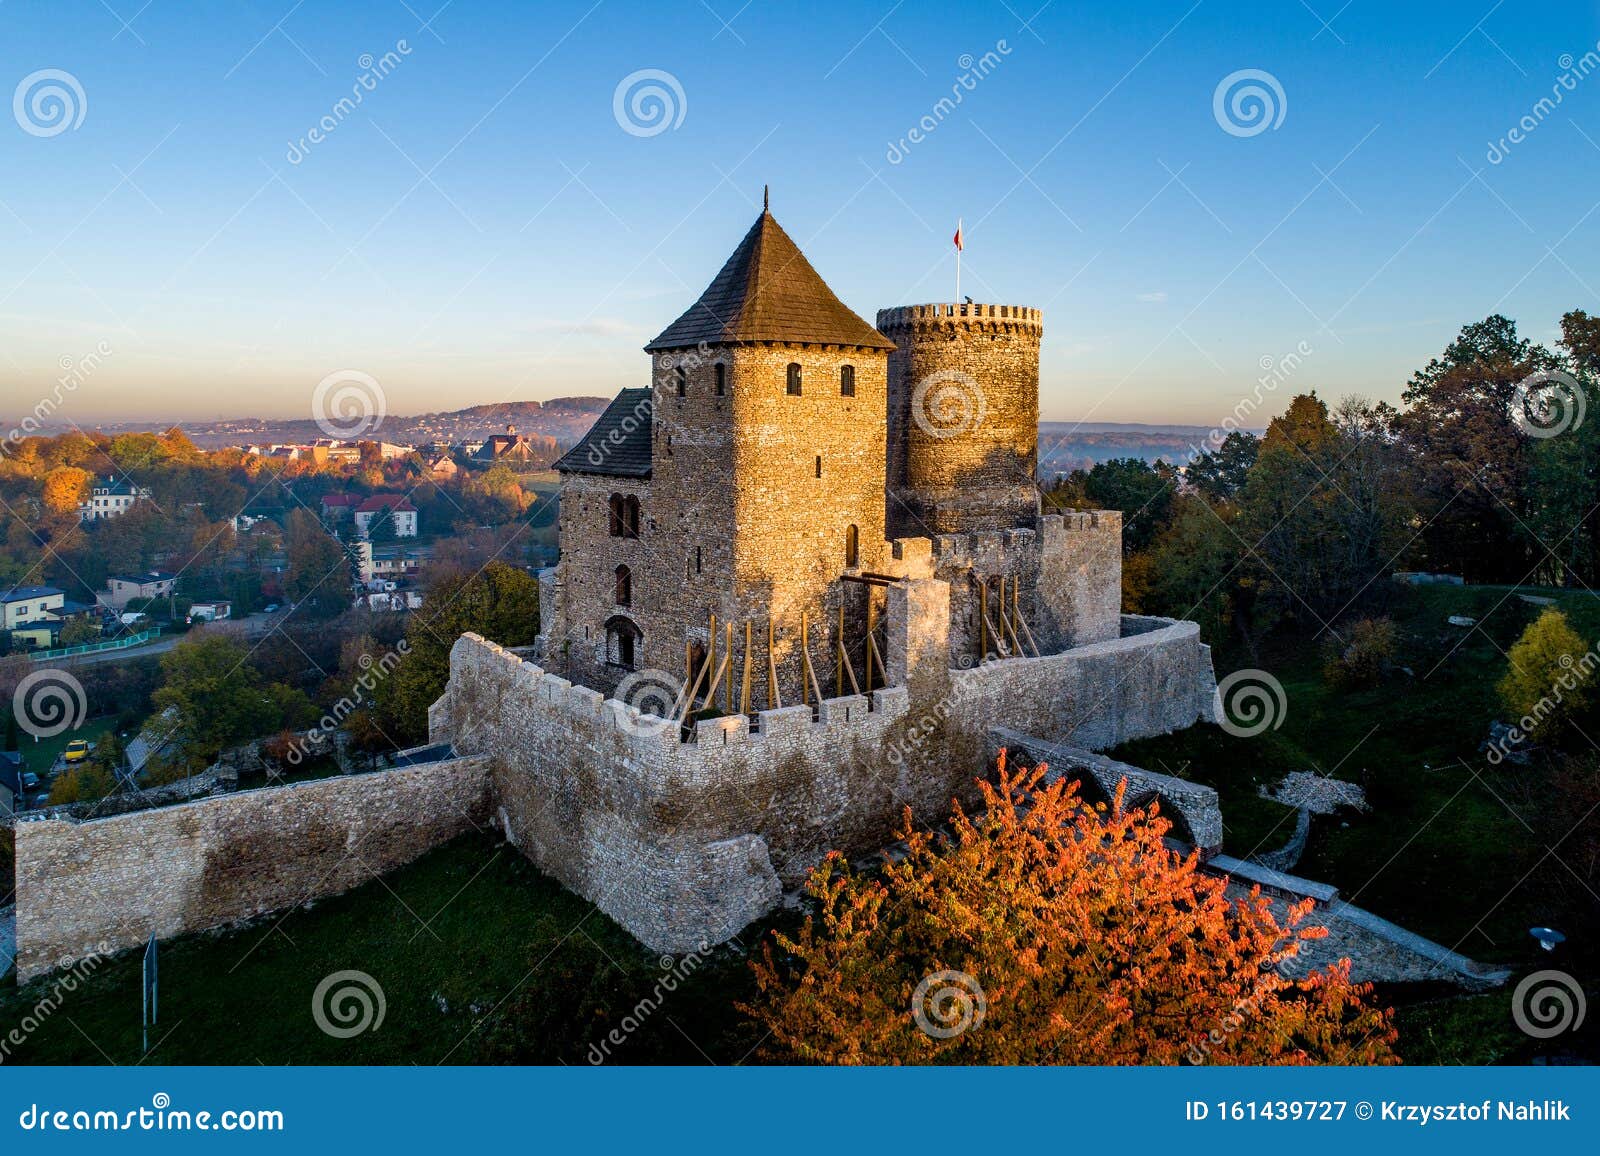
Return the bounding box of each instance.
[27,403,1252,468]
[53,396,617,450]
[1037,421,1258,476]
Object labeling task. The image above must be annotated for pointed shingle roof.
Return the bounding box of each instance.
[646,211,894,352]
[554,388,654,477]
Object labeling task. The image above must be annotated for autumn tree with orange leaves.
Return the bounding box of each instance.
[744,754,1397,1065]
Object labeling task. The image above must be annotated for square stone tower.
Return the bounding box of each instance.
[553,206,897,706]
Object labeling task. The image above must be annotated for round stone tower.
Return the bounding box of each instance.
[876,302,1043,536]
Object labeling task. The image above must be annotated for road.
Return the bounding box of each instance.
[46,614,285,668]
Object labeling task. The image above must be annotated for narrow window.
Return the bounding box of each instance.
[815,455,822,478]
[622,496,641,539]
[608,493,623,537]
[845,524,859,568]
[786,362,802,396]
[714,363,726,396]
[695,546,702,574]
[614,565,632,606]
[674,366,686,398]
[840,364,855,397]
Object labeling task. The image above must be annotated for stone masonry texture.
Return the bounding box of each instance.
[12,756,491,983]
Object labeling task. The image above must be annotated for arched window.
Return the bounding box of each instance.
[614,565,632,606]
[845,524,859,568]
[621,495,641,539]
[714,363,726,396]
[605,616,641,669]
[840,364,856,397]
[608,493,624,537]
[673,365,686,397]
[786,362,802,396]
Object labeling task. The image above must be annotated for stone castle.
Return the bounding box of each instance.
[427,204,1220,951]
[13,204,1509,992]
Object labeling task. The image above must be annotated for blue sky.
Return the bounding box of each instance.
[2,0,1598,425]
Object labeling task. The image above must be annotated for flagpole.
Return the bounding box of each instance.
[953,216,963,303]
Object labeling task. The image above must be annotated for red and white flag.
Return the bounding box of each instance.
[953,219,964,251]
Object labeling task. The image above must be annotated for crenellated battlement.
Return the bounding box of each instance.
[876,302,1044,332]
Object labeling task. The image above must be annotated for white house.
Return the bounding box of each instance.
[78,476,152,521]
[1,585,65,630]
[354,495,418,538]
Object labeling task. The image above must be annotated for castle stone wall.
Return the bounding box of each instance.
[12,756,491,983]
[435,608,1215,954]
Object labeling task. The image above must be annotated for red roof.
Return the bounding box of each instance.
[357,494,416,514]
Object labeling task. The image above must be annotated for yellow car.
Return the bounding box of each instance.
[63,739,91,763]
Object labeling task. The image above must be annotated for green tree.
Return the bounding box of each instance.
[59,617,101,646]
[1187,430,1259,501]
[153,635,282,766]
[1048,458,1176,554]
[1393,315,1556,581]
[285,508,350,617]
[1498,608,1594,742]
[377,561,540,746]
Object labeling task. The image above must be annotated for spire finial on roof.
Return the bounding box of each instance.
[763,184,769,211]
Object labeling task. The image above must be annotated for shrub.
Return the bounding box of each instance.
[1323,617,1399,690]
[1498,608,1595,742]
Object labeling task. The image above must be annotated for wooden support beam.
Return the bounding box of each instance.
[799,609,824,712]
[724,621,734,714]
[740,621,753,716]
[835,603,844,698]
[701,650,731,716]
[837,602,860,696]
[675,647,711,723]
[705,613,716,712]
[766,619,779,709]
[865,596,877,691]
[978,579,989,661]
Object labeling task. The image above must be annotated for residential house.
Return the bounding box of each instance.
[354,494,418,538]
[354,541,428,583]
[1,585,65,630]
[102,571,178,611]
[321,493,361,521]
[426,454,459,480]
[77,476,151,521]
[471,425,552,466]
[189,600,232,622]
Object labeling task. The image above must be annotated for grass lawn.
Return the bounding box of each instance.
[0,834,766,1065]
[18,716,116,781]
